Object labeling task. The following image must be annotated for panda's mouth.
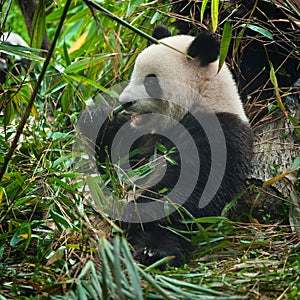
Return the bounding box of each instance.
[113,101,153,125]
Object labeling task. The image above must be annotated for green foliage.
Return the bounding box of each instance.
[51,236,242,300]
[218,21,232,72]
[3,1,29,41]
[0,0,299,299]
[31,0,46,49]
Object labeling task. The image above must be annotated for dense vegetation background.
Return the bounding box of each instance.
[0,0,299,299]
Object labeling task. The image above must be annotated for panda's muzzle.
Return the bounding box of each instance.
[114,100,151,124]
[113,99,159,126]
[113,98,158,115]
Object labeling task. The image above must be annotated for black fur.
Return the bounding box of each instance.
[0,55,32,85]
[152,25,172,40]
[187,32,220,66]
[94,104,253,267]
[144,74,162,99]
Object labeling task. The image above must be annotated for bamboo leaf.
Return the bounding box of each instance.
[47,246,66,265]
[65,53,115,73]
[112,237,123,300]
[3,101,14,128]
[98,239,112,299]
[144,256,175,271]
[138,268,172,299]
[63,73,116,96]
[76,284,88,300]
[288,115,300,138]
[63,41,71,66]
[83,0,192,58]
[68,31,88,54]
[211,0,219,32]
[50,210,72,229]
[121,238,144,300]
[82,281,99,299]
[188,216,229,224]
[270,63,288,117]
[218,21,232,72]
[0,187,3,207]
[0,44,45,61]
[242,24,273,40]
[159,276,227,296]
[61,85,72,112]
[10,223,31,247]
[200,0,209,23]
[150,11,161,24]
[291,157,300,169]
[31,0,46,49]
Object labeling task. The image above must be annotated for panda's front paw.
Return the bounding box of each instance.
[129,229,191,269]
[133,245,182,269]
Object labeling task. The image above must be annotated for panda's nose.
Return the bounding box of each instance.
[119,89,131,104]
[119,83,147,104]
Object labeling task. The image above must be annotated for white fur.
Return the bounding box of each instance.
[119,34,249,123]
[1,32,29,62]
[2,32,29,47]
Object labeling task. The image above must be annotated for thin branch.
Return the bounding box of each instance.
[83,0,193,58]
[83,0,159,44]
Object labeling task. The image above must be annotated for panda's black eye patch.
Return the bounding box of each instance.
[144,74,162,99]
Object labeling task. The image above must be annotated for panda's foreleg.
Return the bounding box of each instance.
[121,148,194,268]
[96,122,191,267]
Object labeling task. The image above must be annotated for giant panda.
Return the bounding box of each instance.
[83,25,253,267]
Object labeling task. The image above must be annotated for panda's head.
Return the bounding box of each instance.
[119,25,248,128]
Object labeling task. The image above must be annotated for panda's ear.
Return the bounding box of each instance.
[152,25,172,40]
[187,31,220,66]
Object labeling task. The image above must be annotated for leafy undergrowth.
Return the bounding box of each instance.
[1,214,300,299]
[1,109,299,299]
[1,0,299,299]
